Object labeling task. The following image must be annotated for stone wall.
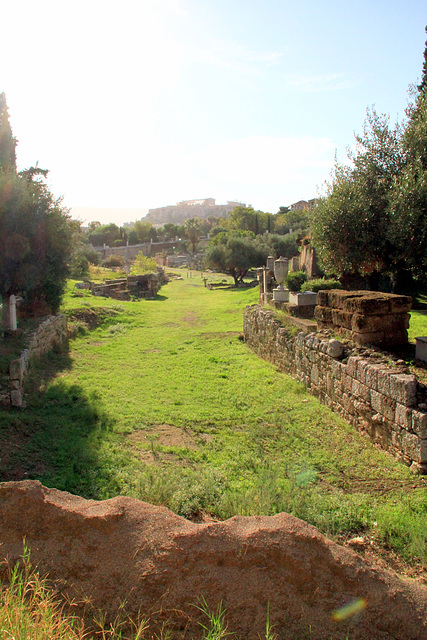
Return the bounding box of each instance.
[1,315,68,408]
[315,290,411,346]
[244,305,427,472]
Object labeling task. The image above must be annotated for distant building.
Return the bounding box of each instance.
[177,198,216,207]
[289,199,317,211]
[289,200,309,211]
[146,198,247,226]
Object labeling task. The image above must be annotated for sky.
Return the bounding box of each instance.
[2,0,426,226]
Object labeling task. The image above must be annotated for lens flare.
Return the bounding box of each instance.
[332,598,367,622]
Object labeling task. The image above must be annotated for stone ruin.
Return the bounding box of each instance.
[87,271,168,301]
[315,290,412,346]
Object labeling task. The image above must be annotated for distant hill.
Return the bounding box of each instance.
[145,198,247,226]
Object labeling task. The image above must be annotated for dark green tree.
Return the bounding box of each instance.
[0,170,73,317]
[88,222,121,247]
[183,217,202,253]
[228,206,271,235]
[417,26,427,95]
[0,93,17,170]
[205,231,266,285]
[312,109,404,288]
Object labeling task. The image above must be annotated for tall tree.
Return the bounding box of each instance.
[184,217,201,253]
[312,109,404,287]
[0,170,73,318]
[417,26,427,95]
[0,93,17,170]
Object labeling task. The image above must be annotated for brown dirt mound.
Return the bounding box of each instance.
[0,480,426,640]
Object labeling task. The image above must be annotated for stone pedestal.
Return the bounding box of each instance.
[273,288,289,302]
[416,337,427,363]
[289,291,317,307]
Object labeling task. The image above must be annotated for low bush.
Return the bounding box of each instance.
[300,278,341,293]
[102,255,124,268]
[286,270,307,292]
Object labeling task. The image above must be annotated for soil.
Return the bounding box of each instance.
[1,480,426,640]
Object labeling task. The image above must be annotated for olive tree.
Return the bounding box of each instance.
[0,169,73,319]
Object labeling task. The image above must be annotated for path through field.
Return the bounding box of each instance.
[1,273,426,569]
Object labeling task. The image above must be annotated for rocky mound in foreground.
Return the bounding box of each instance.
[0,481,426,640]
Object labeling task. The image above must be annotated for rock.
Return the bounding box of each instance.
[0,481,426,640]
[347,536,367,548]
[327,339,344,358]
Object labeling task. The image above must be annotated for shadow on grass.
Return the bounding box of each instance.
[0,352,126,500]
[145,293,168,302]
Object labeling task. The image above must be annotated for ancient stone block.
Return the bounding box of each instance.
[365,364,382,390]
[389,374,417,407]
[401,430,423,463]
[351,378,371,402]
[346,356,362,378]
[351,331,385,346]
[332,308,352,330]
[310,365,319,385]
[394,404,412,431]
[342,372,353,393]
[389,296,412,313]
[328,290,360,309]
[370,389,396,422]
[383,329,409,346]
[331,360,343,381]
[412,410,427,439]
[377,369,391,397]
[316,291,329,307]
[314,306,333,324]
[356,359,370,385]
[9,358,25,383]
[343,293,391,315]
[351,313,410,333]
[11,389,23,407]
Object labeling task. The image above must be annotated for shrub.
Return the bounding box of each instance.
[69,253,90,279]
[102,255,124,268]
[286,270,307,292]
[130,252,158,275]
[300,278,341,293]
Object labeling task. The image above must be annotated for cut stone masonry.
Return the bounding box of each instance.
[1,315,68,408]
[315,290,412,346]
[244,305,427,473]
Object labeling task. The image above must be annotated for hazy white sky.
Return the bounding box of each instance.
[2,0,426,225]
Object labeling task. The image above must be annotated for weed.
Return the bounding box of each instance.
[195,597,231,640]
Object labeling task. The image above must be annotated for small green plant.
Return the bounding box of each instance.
[286,270,307,292]
[130,252,158,275]
[195,597,231,640]
[300,278,341,293]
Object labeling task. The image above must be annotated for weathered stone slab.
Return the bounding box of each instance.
[395,403,413,431]
[412,410,427,439]
[389,374,417,407]
[10,389,23,407]
[9,358,25,383]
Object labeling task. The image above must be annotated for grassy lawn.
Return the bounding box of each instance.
[1,271,426,569]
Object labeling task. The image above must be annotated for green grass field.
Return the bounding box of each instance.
[1,271,427,568]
